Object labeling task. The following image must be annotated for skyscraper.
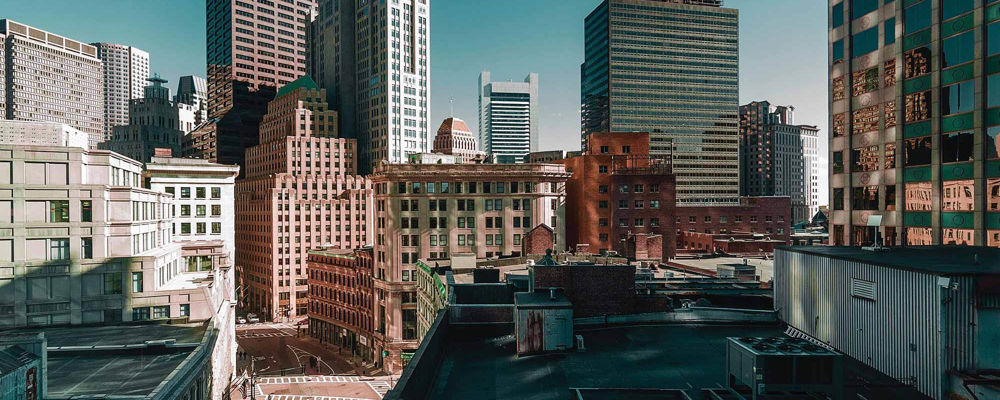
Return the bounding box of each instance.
[235,76,372,321]
[309,0,431,174]
[828,0,1000,247]
[739,101,820,224]
[478,71,538,163]
[581,0,739,205]
[101,75,197,162]
[92,43,150,141]
[175,75,208,126]
[186,0,316,169]
[0,20,103,148]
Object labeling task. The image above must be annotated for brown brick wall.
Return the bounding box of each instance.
[532,264,635,318]
[522,224,554,256]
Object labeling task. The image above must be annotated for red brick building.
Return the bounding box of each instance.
[307,247,376,363]
[559,132,677,260]
[677,231,785,254]
[674,196,792,251]
[521,224,555,256]
[531,261,636,318]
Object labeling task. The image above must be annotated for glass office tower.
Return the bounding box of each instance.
[582,0,740,205]
[828,0,1000,246]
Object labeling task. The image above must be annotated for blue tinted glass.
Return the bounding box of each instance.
[989,74,1000,108]
[942,31,975,68]
[853,27,879,58]
[989,22,1000,56]
[885,0,894,3]
[942,81,975,116]
[989,127,1000,159]
[853,0,878,19]
[885,18,896,45]
[942,0,974,20]
[833,39,844,61]
[832,3,844,28]
[905,1,931,35]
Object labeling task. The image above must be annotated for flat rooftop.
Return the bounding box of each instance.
[670,256,775,282]
[779,245,1000,275]
[2,323,207,398]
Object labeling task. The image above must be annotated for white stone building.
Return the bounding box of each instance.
[0,120,92,150]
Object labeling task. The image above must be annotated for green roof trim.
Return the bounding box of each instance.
[416,260,447,303]
[276,75,320,98]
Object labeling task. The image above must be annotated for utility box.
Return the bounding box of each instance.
[514,289,573,356]
[727,336,844,400]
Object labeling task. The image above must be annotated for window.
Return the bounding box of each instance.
[196,205,207,217]
[988,127,1000,159]
[833,188,844,210]
[81,237,93,259]
[884,18,895,45]
[942,0,973,20]
[196,187,206,199]
[904,137,932,166]
[832,39,844,62]
[49,238,69,260]
[852,27,879,58]
[153,306,170,319]
[650,200,660,209]
[853,186,880,210]
[852,146,880,172]
[181,205,191,217]
[598,200,608,209]
[989,22,1000,56]
[212,205,222,216]
[132,272,143,293]
[598,185,608,193]
[942,131,974,163]
[50,201,69,223]
[181,187,191,198]
[212,222,222,234]
[905,182,933,211]
[832,2,844,28]
[942,180,974,211]
[904,1,931,35]
[598,165,608,174]
[989,74,1000,108]
[133,307,150,321]
[886,185,897,211]
[942,31,975,68]
[905,91,931,122]
[852,0,877,19]
[832,151,844,173]
[81,200,93,222]
[180,304,190,317]
[619,184,629,193]
[181,223,191,234]
[104,272,122,295]
[211,187,221,199]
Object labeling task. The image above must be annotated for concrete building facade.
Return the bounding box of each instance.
[0,120,90,150]
[478,71,539,163]
[188,0,316,170]
[828,0,1000,247]
[369,160,569,372]
[0,20,104,148]
[235,76,372,321]
[92,43,150,142]
[739,101,820,223]
[101,76,197,163]
[559,132,677,259]
[309,0,431,173]
[581,0,740,205]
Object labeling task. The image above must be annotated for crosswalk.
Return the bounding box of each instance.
[256,395,372,400]
[258,375,361,384]
[366,380,392,397]
[237,330,294,339]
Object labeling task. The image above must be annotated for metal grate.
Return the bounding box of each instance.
[851,278,876,301]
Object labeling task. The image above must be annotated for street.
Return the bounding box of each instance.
[232,322,396,400]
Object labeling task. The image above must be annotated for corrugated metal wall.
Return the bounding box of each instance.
[774,249,976,400]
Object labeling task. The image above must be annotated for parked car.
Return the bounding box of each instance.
[247,313,260,323]
[237,317,247,324]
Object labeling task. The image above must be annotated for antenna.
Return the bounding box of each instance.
[449,97,455,118]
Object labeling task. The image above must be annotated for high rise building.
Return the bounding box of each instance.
[828,0,1000,246]
[581,0,739,205]
[92,43,150,142]
[309,0,431,174]
[370,160,569,371]
[0,20,103,147]
[0,120,91,150]
[235,76,372,321]
[739,101,820,223]
[186,0,316,169]
[175,75,208,126]
[101,76,197,163]
[478,71,538,162]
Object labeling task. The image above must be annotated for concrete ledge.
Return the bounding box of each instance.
[574,306,776,327]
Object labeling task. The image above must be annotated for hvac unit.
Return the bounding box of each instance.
[726,336,844,400]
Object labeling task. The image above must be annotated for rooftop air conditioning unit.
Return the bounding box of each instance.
[727,336,844,400]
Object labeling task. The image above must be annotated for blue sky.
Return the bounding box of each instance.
[4,0,828,198]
